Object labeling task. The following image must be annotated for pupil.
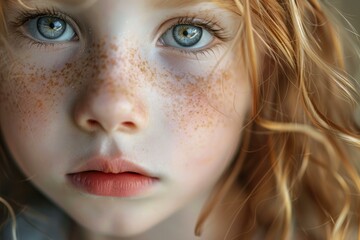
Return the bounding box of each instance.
[50,21,63,31]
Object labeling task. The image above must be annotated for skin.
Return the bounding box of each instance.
[0,0,250,239]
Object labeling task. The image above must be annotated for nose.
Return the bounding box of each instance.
[72,39,150,134]
[73,88,148,134]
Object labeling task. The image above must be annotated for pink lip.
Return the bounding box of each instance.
[67,158,159,197]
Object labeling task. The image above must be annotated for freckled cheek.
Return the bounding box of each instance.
[162,71,250,135]
[0,65,75,131]
[165,93,218,134]
[153,69,250,176]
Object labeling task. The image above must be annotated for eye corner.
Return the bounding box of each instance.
[155,33,166,46]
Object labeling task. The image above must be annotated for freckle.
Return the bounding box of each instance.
[110,43,119,51]
[36,100,43,109]
[109,59,116,65]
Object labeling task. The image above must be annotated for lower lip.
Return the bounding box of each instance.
[67,171,158,197]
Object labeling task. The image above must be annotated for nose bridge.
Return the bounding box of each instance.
[93,39,129,82]
[73,40,148,134]
[88,40,142,105]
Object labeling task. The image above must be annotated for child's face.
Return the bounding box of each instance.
[1,0,249,236]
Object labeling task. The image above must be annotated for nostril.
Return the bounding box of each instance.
[123,121,136,129]
[87,119,100,128]
[85,119,136,132]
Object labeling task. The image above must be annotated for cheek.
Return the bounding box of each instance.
[0,58,81,132]
[105,48,250,136]
[153,67,250,172]
[160,66,250,176]
[160,68,250,137]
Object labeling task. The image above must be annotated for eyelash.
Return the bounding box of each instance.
[9,8,231,56]
[9,7,77,48]
[11,7,68,27]
[165,16,231,57]
[175,16,230,42]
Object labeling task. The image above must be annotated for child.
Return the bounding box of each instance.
[0,0,359,239]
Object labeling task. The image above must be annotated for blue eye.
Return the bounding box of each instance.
[37,17,66,39]
[160,24,214,49]
[173,25,202,47]
[25,16,76,42]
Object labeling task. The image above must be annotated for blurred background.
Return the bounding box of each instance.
[332,0,360,122]
[332,0,360,32]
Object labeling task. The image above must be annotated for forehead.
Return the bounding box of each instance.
[153,0,236,8]
[26,0,237,9]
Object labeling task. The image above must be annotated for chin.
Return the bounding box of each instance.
[83,223,152,238]
[71,210,165,238]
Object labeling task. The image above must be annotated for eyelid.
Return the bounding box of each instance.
[158,42,226,60]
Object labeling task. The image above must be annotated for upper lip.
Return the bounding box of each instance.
[68,157,157,178]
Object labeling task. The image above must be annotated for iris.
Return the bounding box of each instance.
[37,17,67,39]
[172,24,202,47]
